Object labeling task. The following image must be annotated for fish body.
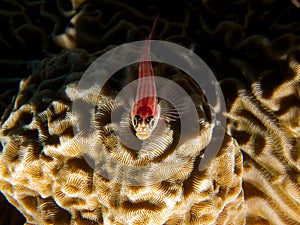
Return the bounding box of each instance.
[131,17,161,140]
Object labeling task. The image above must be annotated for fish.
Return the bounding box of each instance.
[131,17,161,140]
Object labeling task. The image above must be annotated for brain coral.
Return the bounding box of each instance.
[0,48,244,224]
[0,0,300,225]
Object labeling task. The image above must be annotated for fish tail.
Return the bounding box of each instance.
[147,15,159,41]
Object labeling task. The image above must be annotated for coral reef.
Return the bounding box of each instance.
[222,71,300,224]
[0,0,300,225]
[0,49,244,224]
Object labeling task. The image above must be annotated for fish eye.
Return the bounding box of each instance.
[145,116,154,125]
[133,118,137,126]
[133,115,141,127]
[150,119,155,127]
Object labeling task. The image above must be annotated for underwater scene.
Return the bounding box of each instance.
[0,0,300,224]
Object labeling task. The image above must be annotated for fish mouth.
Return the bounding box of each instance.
[136,132,151,140]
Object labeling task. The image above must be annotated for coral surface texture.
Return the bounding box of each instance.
[0,0,300,225]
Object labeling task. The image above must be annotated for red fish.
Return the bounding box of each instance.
[131,17,161,140]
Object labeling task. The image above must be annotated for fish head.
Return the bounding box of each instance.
[132,114,157,140]
[131,102,161,141]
